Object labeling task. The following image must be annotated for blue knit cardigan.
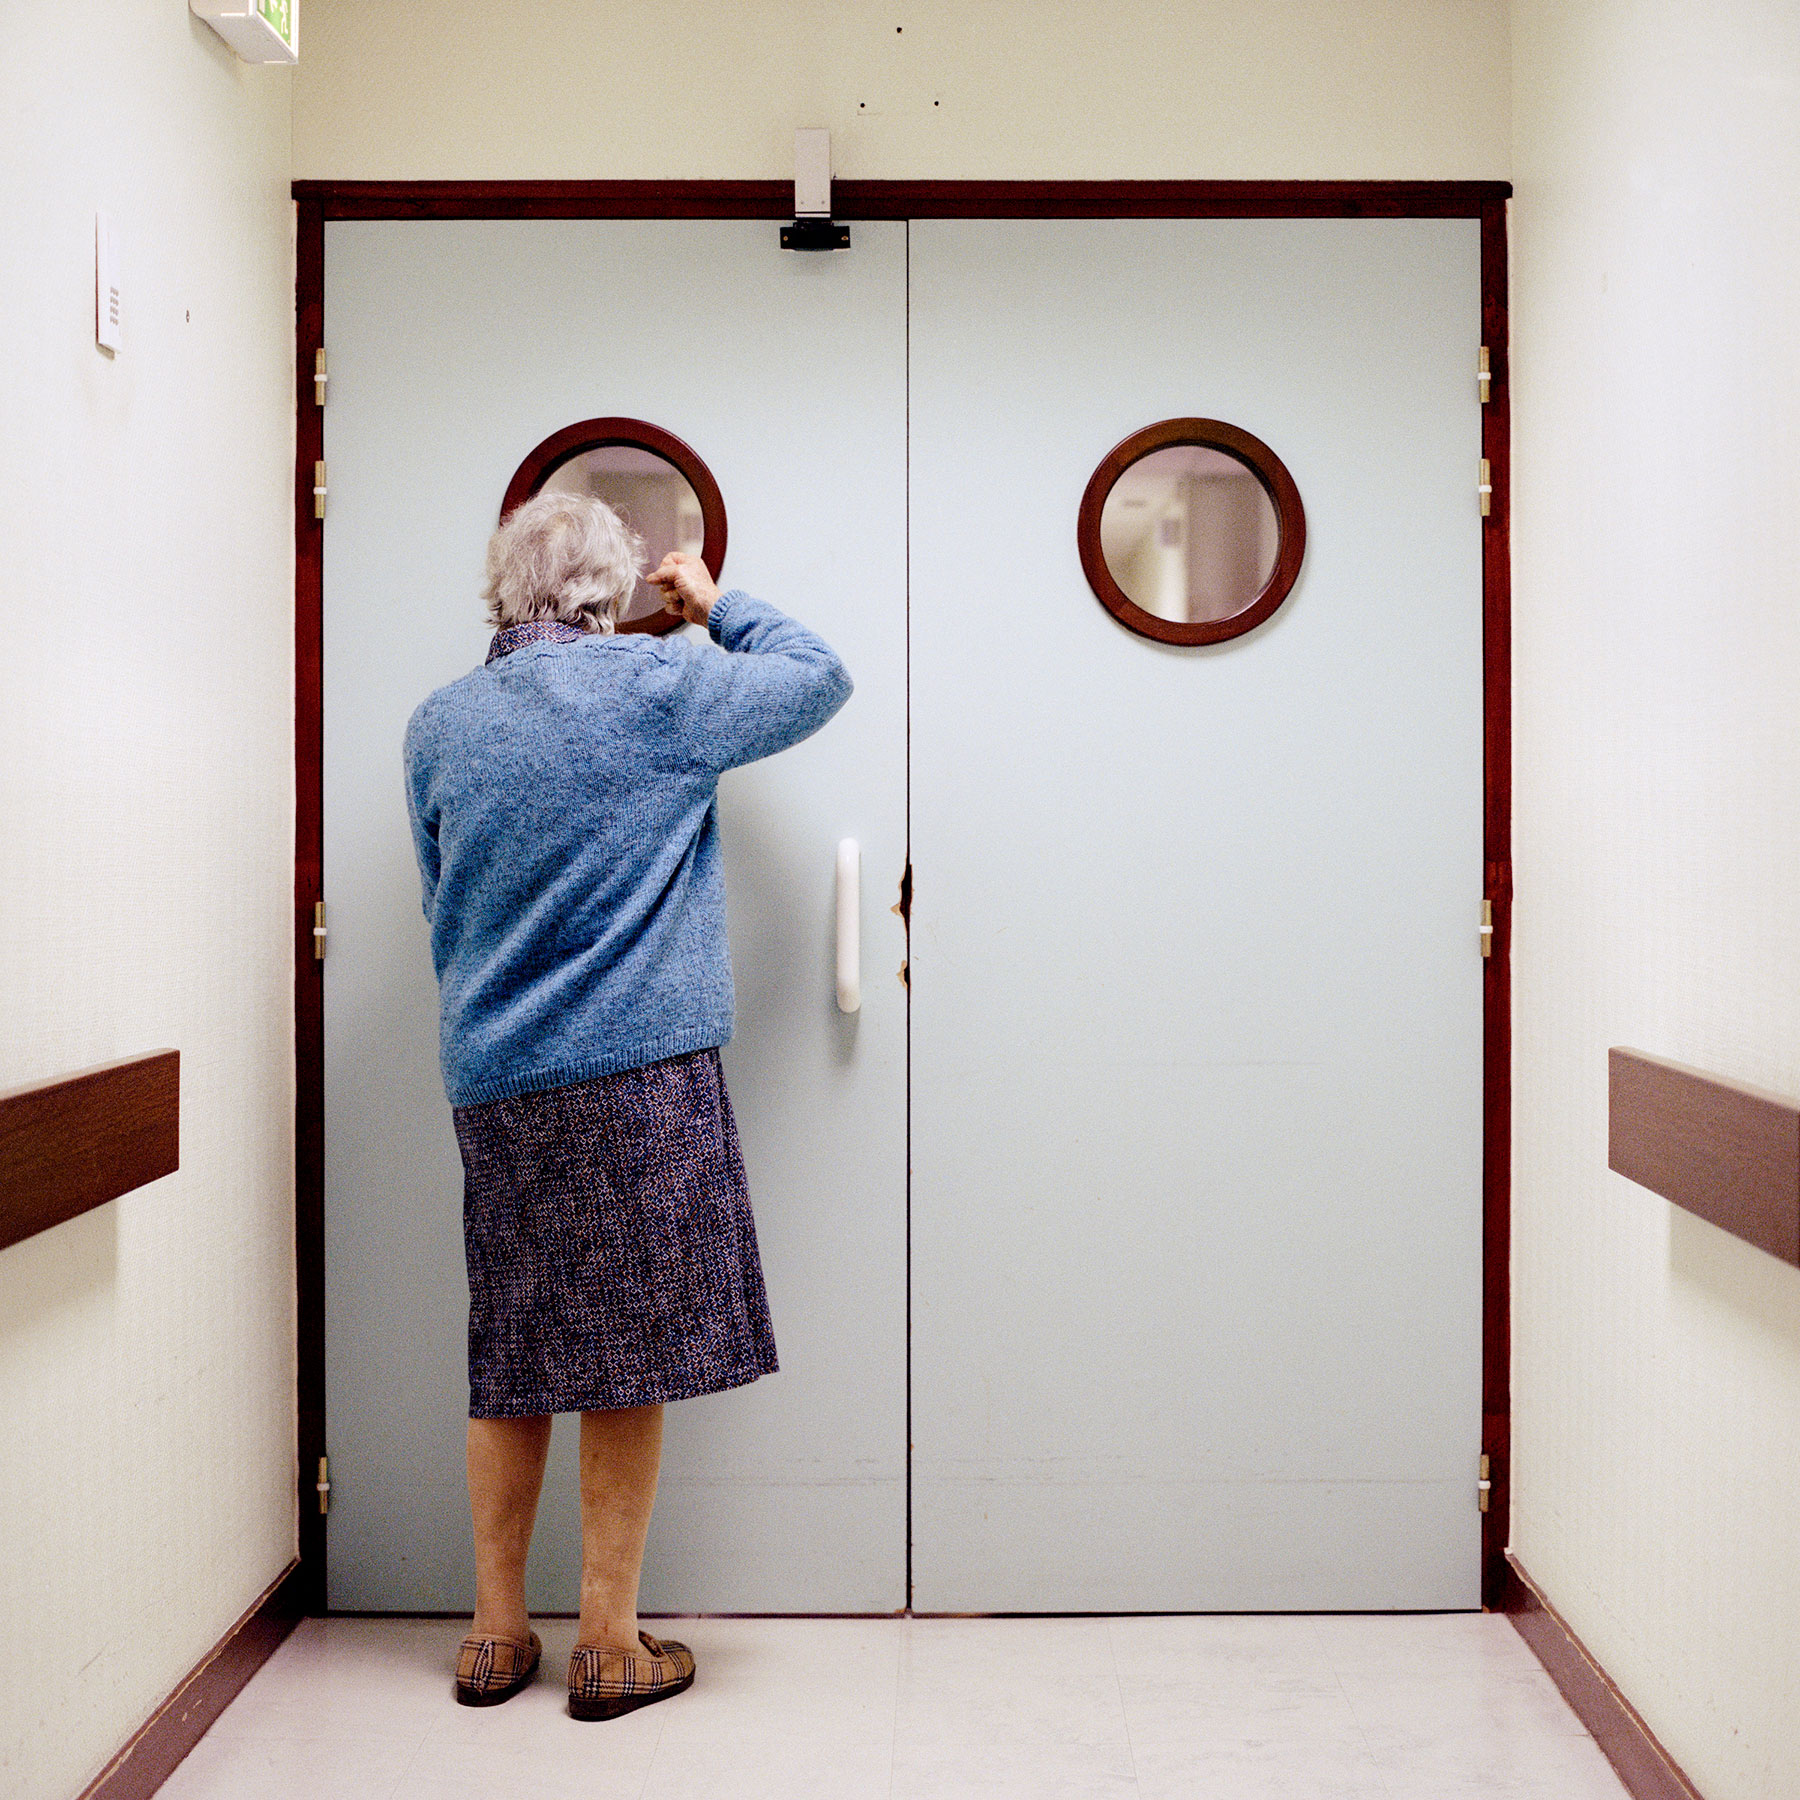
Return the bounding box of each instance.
[403,591,852,1106]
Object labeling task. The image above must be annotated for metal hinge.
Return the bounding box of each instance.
[314,346,328,407]
[1478,1452,1492,1512]
[316,1454,332,1515]
[313,900,328,960]
[313,459,328,520]
[1478,345,1491,404]
[1480,898,1493,958]
[1478,458,1492,518]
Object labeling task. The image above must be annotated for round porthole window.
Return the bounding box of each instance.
[501,418,728,636]
[1077,419,1305,647]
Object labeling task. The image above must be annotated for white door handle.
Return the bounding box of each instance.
[836,838,861,1014]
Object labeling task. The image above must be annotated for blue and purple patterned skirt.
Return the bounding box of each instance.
[451,1048,778,1418]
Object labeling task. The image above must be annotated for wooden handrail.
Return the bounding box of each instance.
[0,1051,180,1252]
[1609,1047,1800,1266]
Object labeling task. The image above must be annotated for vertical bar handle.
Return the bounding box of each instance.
[836,838,861,1014]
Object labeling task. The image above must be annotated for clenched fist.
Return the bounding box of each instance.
[646,550,720,626]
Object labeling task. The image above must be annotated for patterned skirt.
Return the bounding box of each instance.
[451,1048,778,1418]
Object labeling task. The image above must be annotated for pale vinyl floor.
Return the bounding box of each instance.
[162,1613,1631,1800]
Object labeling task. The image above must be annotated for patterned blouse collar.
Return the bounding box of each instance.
[486,619,589,665]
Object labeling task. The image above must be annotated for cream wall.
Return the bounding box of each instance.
[293,0,1511,180]
[33,2,1800,1797]
[1509,4,1800,1798]
[0,6,295,1800]
[0,9,1509,1796]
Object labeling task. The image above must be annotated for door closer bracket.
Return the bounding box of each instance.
[781,129,852,252]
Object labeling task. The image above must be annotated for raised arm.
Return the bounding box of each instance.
[648,551,852,773]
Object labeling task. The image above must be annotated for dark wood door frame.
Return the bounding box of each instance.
[292,178,1513,1615]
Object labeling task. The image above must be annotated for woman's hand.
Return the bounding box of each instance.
[646,551,720,626]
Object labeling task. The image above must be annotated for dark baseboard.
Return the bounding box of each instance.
[76,1559,304,1800]
[1501,1553,1705,1800]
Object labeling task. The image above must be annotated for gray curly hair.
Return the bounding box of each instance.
[482,489,646,634]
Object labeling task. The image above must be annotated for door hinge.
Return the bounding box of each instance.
[1477,345,1491,404]
[314,346,328,407]
[1478,458,1493,518]
[313,459,328,520]
[1480,898,1493,958]
[1478,1452,1492,1512]
[313,900,328,960]
[316,1454,332,1515]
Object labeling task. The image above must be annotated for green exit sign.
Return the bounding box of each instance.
[191,0,298,63]
[257,0,294,50]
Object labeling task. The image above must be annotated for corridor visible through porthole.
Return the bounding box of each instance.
[539,445,706,625]
[1100,443,1278,624]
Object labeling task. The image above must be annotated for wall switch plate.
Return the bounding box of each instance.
[95,211,121,354]
[191,0,298,64]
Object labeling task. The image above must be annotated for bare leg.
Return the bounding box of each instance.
[467,1414,553,1641]
[576,1403,665,1650]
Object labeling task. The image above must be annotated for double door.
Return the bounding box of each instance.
[321,215,1485,1614]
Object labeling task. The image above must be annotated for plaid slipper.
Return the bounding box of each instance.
[454,1629,542,1707]
[567,1630,696,1721]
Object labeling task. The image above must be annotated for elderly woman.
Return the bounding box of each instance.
[402,488,851,1721]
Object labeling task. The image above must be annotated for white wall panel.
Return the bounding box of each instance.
[1510,5,1800,1797]
[0,8,294,1798]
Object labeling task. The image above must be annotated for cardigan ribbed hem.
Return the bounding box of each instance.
[447,1021,729,1109]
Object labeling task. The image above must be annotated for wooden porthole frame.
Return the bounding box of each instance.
[1077,417,1306,647]
[500,417,728,637]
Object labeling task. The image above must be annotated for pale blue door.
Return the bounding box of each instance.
[322,219,909,1612]
[908,219,1487,1610]
[322,213,1487,1616]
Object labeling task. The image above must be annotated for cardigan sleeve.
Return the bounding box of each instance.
[402,711,443,919]
[680,590,853,773]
